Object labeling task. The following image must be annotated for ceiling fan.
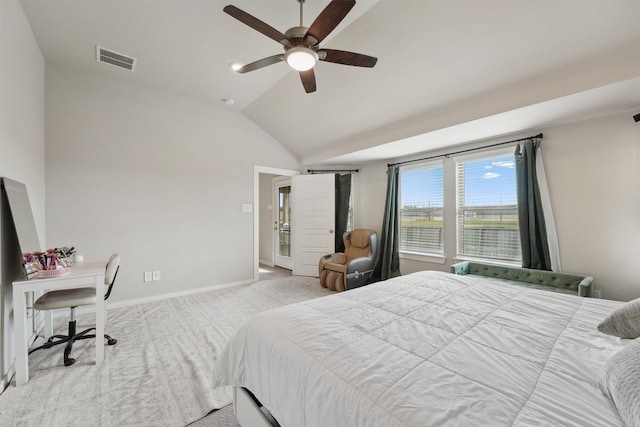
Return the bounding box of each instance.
[223,0,377,93]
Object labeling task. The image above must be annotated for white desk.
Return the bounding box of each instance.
[12,261,106,386]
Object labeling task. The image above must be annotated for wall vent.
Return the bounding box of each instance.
[96,46,137,71]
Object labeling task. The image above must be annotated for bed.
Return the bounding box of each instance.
[212,270,634,426]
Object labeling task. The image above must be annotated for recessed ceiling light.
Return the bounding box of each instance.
[229,62,243,72]
[221,98,235,106]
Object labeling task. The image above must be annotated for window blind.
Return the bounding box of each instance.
[399,161,444,255]
[455,153,521,262]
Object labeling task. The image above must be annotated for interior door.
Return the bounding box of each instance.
[273,178,292,270]
[292,174,335,277]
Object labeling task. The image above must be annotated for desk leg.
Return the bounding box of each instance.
[13,287,29,386]
[95,275,105,365]
[44,310,53,339]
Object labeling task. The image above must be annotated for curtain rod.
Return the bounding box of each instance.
[387,133,543,168]
[307,169,359,174]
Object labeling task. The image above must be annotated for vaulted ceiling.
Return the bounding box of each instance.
[20,0,640,165]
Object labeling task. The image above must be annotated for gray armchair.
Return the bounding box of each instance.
[319,229,378,292]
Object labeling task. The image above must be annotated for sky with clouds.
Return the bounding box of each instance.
[466,155,517,205]
[400,155,517,207]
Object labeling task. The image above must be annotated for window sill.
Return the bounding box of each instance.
[453,256,521,267]
[400,251,447,265]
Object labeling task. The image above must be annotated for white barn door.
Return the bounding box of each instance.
[292,174,335,277]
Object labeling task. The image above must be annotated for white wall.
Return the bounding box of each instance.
[45,64,300,304]
[543,113,639,302]
[358,161,387,233]
[0,0,45,388]
[0,1,45,242]
[359,112,640,301]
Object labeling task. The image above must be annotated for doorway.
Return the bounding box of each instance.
[253,166,299,282]
[253,167,346,280]
[273,177,292,270]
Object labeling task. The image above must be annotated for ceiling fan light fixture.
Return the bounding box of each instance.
[285,46,318,71]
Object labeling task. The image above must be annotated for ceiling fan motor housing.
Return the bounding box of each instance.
[284,26,318,49]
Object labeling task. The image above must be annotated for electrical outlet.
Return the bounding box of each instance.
[152,270,161,281]
[144,271,152,282]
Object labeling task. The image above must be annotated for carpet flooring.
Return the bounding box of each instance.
[0,273,332,426]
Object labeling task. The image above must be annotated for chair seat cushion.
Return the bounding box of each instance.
[34,287,97,310]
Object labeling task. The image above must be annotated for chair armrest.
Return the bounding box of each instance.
[333,253,347,264]
[319,253,346,270]
[450,261,470,275]
[346,256,374,274]
[344,256,376,290]
[578,276,594,297]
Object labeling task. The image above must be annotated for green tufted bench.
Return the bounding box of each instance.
[450,261,594,297]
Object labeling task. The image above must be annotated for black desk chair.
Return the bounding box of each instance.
[29,253,121,366]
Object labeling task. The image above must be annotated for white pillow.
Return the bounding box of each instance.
[599,339,640,426]
[598,297,640,339]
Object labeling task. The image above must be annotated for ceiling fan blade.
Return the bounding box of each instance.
[318,49,377,68]
[236,55,284,73]
[223,5,291,47]
[305,0,355,44]
[299,69,317,93]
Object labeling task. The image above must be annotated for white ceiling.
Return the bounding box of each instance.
[20,0,640,165]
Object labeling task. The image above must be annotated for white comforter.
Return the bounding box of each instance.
[212,271,629,426]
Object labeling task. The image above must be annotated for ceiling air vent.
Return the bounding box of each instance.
[96,45,137,71]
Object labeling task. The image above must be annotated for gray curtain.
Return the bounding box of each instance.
[372,165,400,281]
[514,138,551,270]
[335,173,352,253]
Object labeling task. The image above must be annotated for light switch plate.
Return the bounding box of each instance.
[242,204,252,213]
[144,271,152,282]
[152,270,161,281]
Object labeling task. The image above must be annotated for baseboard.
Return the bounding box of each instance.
[106,279,254,310]
[45,279,255,318]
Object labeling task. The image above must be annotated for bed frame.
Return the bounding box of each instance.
[233,387,277,427]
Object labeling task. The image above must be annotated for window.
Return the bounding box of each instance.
[277,185,291,257]
[398,161,444,255]
[455,151,521,262]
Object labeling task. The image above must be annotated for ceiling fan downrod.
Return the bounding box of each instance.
[298,0,305,27]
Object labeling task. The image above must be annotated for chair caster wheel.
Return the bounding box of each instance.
[107,338,117,345]
[64,357,76,366]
